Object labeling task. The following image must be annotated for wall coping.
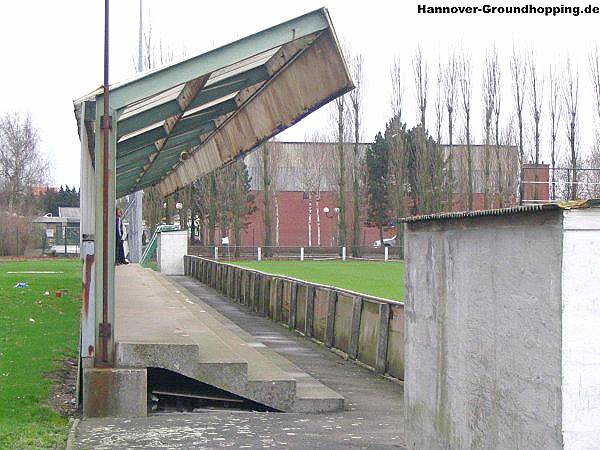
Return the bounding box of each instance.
[187,255,404,306]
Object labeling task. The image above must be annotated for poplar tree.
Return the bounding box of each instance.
[365,132,390,245]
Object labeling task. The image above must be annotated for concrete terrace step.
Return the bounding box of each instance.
[161,272,345,413]
[115,264,343,412]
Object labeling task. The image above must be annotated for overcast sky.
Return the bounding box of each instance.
[1,0,598,187]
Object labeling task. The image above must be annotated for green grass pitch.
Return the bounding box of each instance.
[0,258,81,449]
[233,260,405,302]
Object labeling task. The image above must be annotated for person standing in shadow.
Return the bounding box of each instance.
[115,208,128,265]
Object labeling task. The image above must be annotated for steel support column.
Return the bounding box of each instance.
[79,101,96,365]
[94,98,117,366]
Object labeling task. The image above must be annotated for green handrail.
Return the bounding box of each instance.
[140,224,179,267]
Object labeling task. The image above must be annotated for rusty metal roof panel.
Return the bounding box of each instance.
[400,203,561,224]
[400,200,600,224]
[75,8,352,199]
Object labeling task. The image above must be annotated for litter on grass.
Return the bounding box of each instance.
[14,282,29,288]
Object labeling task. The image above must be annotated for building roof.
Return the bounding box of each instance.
[74,8,353,199]
[58,207,81,219]
[245,141,369,191]
[400,200,600,224]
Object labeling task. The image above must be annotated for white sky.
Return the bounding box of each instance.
[1,0,598,187]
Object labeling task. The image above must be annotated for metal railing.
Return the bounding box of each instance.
[188,245,403,261]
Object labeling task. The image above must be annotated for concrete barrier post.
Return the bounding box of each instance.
[237,268,243,302]
[325,290,337,347]
[289,282,298,329]
[214,246,219,260]
[342,246,346,261]
[257,247,262,261]
[348,296,363,359]
[375,303,390,373]
[300,247,304,261]
[305,285,315,337]
[384,246,389,261]
[253,273,261,312]
[275,279,284,323]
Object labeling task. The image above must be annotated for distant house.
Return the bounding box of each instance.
[30,186,59,197]
[31,207,80,255]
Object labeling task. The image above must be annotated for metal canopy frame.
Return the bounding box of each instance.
[74,7,353,368]
[76,7,352,199]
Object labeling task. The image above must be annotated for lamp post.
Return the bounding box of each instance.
[175,202,184,230]
[323,207,340,247]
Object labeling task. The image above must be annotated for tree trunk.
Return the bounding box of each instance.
[447,110,454,211]
[466,115,473,210]
[337,105,347,252]
[352,139,361,257]
[316,193,321,246]
[570,119,578,200]
[518,113,524,204]
[208,174,217,250]
[262,144,272,256]
[494,119,504,208]
[307,192,312,247]
[274,194,280,246]
[484,126,491,209]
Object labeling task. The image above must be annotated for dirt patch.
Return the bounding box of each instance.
[48,356,80,418]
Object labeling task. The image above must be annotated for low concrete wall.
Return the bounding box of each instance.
[158,230,188,275]
[404,210,565,449]
[184,255,405,381]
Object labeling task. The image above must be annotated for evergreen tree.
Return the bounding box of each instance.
[365,132,391,245]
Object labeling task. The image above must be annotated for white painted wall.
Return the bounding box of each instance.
[561,209,600,449]
[157,230,188,276]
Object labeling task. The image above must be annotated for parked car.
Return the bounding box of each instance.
[373,235,397,247]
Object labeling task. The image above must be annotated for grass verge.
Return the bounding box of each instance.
[0,258,81,449]
[233,259,405,302]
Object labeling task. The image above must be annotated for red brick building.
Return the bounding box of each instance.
[207,142,550,248]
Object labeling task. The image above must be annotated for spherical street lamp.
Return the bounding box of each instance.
[323,207,340,219]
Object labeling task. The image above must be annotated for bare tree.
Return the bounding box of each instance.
[332,95,349,250]
[548,65,562,200]
[0,113,50,213]
[483,47,498,209]
[492,50,504,207]
[391,56,404,125]
[389,58,407,247]
[413,47,429,129]
[139,26,181,229]
[529,54,544,201]
[430,59,445,213]
[434,59,444,144]
[261,142,273,255]
[500,117,520,206]
[511,47,527,204]
[349,53,364,257]
[444,52,458,210]
[584,140,600,198]
[564,57,580,200]
[306,135,329,246]
[459,51,474,209]
[590,45,600,125]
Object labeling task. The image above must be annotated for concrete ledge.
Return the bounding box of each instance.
[116,342,199,379]
[83,368,147,418]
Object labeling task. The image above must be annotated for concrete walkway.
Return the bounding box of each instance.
[73,271,405,449]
